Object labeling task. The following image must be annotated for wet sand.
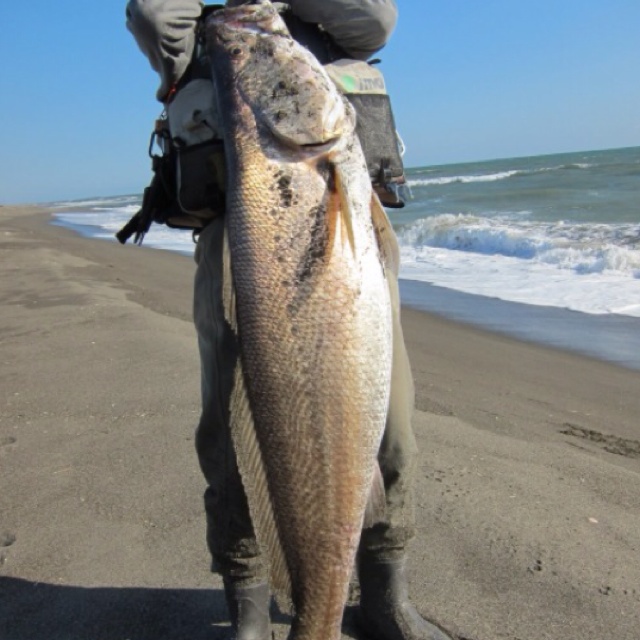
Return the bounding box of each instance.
[1,206,639,640]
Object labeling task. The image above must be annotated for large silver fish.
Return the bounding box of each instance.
[206,2,399,638]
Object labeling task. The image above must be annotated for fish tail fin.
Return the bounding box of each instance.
[363,462,386,529]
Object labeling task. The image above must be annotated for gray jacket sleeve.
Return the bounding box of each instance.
[126,0,397,102]
[291,0,398,60]
[126,0,203,101]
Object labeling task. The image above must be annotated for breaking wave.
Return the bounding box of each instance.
[397,214,640,277]
[408,163,594,188]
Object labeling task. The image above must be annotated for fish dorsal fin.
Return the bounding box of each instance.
[229,363,293,606]
[223,223,292,606]
[370,193,400,277]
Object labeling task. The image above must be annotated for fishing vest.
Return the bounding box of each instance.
[117,5,407,245]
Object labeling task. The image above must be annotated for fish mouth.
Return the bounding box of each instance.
[300,137,341,151]
[208,0,286,36]
[267,130,341,160]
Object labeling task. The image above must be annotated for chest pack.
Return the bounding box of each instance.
[117,9,407,246]
[324,59,407,206]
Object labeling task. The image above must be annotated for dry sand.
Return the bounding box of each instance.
[1,206,639,640]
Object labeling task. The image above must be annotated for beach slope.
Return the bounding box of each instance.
[1,206,639,640]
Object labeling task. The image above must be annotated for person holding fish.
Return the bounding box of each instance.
[125,2,452,640]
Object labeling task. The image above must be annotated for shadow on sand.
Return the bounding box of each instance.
[0,576,363,640]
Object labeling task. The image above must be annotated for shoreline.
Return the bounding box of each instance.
[2,205,640,640]
[52,208,640,371]
[400,279,640,372]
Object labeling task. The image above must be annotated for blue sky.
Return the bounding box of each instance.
[1,1,639,204]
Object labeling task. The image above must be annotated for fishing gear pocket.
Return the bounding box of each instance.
[117,78,226,245]
[168,78,226,220]
[326,59,410,208]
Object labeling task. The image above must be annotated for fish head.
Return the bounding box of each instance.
[206,0,350,149]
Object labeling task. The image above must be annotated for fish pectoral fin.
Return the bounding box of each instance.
[363,462,386,528]
[370,192,400,278]
[329,163,356,257]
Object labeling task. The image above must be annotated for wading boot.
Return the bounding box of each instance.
[357,555,453,640]
[223,578,271,640]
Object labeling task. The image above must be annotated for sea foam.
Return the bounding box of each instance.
[396,213,640,317]
[397,214,640,277]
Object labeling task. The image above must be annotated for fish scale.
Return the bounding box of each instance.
[207,2,394,639]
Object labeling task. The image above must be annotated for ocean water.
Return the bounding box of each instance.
[396,146,640,318]
[52,146,640,369]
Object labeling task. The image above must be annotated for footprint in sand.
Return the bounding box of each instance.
[0,531,16,547]
[560,424,640,459]
[0,436,17,447]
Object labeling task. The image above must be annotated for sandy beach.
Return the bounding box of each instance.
[1,206,639,640]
